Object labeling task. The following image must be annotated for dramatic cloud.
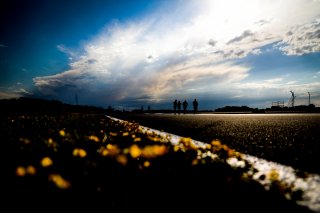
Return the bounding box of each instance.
[0,86,32,99]
[33,0,320,108]
[278,19,320,55]
[0,91,20,99]
[208,39,217,47]
[227,30,254,45]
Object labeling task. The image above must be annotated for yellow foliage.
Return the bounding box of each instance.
[143,161,150,167]
[101,149,109,156]
[88,135,100,143]
[41,157,53,167]
[211,140,221,146]
[48,138,53,144]
[73,148,87,158]
[268,169,279,181]
[133,137,141,142]
[130,145,141,158]
[192,159,199,166]
[105,144,120,156]
[49,174,71,189]
[16,166,26,177]
[26,165,36,175]
[59,130,66,137]
[122,132,129,137]
[116,155,128,166]
[109,132,117,137]
[141,145,167,158]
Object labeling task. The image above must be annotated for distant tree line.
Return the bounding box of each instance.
[0,97,105,114]
[215,105,257,112]
[215,104,319,113]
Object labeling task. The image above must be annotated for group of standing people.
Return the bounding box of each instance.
[173,99,198,114]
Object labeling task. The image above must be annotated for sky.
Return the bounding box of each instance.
[1,0,320,110]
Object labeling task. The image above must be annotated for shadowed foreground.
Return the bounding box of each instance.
[1,112,313,212]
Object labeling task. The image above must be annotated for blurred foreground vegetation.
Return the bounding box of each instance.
[0,110,312,212]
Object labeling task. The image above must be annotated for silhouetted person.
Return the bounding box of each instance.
[148,106,150,112]
[177,100,181,114]
[182,100,188,114]
[141,106,144,112]
[173,99,177,114]
[193,99,198,113]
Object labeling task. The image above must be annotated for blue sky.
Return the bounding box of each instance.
[1,0,320,110]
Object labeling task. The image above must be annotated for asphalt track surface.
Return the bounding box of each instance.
[113,113,320,174]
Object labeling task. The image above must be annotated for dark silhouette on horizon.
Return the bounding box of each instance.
[177,100,181,114]
[182,100,188,114]
[173,99,177,114]
[193,99,198,113]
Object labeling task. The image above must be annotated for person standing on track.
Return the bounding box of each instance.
[173,99,178,114]
[182,100,188,114]
[177,100,181,114]
[193,99,198,113]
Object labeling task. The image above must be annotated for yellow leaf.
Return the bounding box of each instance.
[268,169,279,181]
[59,130,66,137]
[78,149,87,158]
[211,140,221,146]
[116,155,128,166]
[143,161,150,167]
[133,137,141,142]
[88,135,100,143]
[41,157,53,167]
[16,166,26,177]
[109,132,117,137]
[130,145,141,158]
[49,174,71,189]
[26,165,36,175]
[73,148,87,158]
[122,132,129,137]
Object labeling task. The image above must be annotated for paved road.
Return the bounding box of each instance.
[113,113,320,174]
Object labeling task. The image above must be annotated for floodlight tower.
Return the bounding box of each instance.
[308,92,311,106]
[290,90,295,108]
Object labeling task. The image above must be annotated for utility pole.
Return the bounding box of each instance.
[308,92,310,106]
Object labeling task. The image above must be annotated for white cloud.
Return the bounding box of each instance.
[278,19,320,55]
[251,48,262,55]
[263,78,283,83]
[17,88,32,95]
[0,87,32,100]
[33,0,320,106]
[57,44,77,60]
[0,91,20,99]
